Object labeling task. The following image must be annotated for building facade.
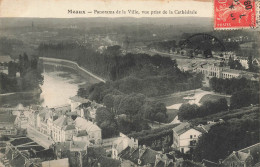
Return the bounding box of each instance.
[172,122,205,153]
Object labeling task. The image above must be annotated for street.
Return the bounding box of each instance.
[27,126,54,149]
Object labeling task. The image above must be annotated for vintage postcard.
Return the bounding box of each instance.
[0,0,259,167]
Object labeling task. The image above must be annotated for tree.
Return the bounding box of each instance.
[230,89,259,109]
[8,61,17,77]
[178,103,199,121]
[95,107,114,125]
[103,94,115,112]
[95,107,118,138]
[193,119,259,162]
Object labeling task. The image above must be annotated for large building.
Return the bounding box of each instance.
[196,64,241,79]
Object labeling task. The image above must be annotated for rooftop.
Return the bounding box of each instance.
[70,96,90,104]
[75,117,101,132]
[42,158,69,167]
[173,122,206,135]
[0,55,12,63]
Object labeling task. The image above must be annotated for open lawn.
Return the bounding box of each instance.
[166,109,178,123]
[199,94,231,105]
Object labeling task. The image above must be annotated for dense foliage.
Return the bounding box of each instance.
[148,40,177,52]
[0,53,43,94]
[209,77,259,94]
[193,112,259,162]
[230,89,259,109]
[39,43,203,96]
[178,98,228,121]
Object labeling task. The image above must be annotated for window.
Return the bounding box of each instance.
[194,135,196,137]
[181,148,184,153]
[190,135,193,139]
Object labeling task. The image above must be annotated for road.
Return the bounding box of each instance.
[27,127,54,149]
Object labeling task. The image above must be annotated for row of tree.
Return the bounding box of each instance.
[209,77,259,94]
[178,98,228,121]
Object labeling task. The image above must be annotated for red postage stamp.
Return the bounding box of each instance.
[214,0,256,29]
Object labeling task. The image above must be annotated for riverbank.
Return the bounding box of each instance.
[0,90,41,97]
[39,57,106,83]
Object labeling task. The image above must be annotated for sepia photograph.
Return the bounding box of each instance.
[0,0,259,166]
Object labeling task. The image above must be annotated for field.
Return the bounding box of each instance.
[166,109,179,123]
[199,94,231,105]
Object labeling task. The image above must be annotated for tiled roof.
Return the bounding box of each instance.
[172,122,191,135]
[141,148,158,165]
[119,146,161,166]
[75,117,101,132]
[53,116,74,130]
[173,122,206,136]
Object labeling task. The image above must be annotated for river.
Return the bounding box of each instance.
[0,63,100,108]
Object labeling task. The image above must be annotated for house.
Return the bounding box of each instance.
[69,96,90,112]
[85,146,121,167]
[119,145,174,167]
[172,122,206,153]
[37,107,52,133]
[220,143,260,167]
[74,117,102,144]
[0,111,17,136]
[53,141,88,159]
[52,115,76,142]
[111,133,138,160]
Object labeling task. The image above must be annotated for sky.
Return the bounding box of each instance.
[0,0,213,18]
